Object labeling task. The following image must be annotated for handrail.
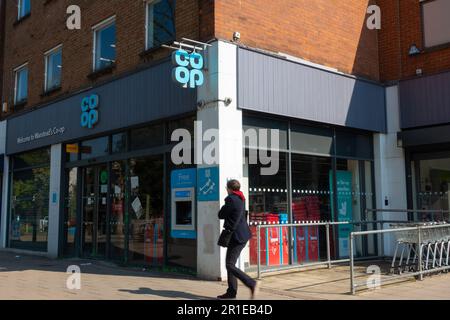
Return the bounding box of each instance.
[349,223,450,294]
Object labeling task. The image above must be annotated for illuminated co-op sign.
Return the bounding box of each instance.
[80,94,99,129]
[172,49,204,89]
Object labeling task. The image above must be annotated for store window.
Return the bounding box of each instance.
[112,132,127,154]
[291,124,333,156]
[63,168,78,256]
[129,155,165,265]
[421,0,450,48]
[167,116,195,144]
[146,0,176,50]
[244,114,377,267]
[243,116,288,151]
[291,154,332,262]
[413,156,450,221]
[247,151,288,267]
[130,123,165,151]
[18,0,30,20]
[93,17,116,71]
[10,148,51,252]
[44,45,62,92]
[335,130,373,159]
[14,64,28,105]
[80,137,109,160]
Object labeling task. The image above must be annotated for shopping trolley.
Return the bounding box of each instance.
[390,222,450,275]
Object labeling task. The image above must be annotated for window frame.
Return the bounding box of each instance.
[17,0,31,20]
[44,44,63,92]
[420,0,450,51]
[145,0,176,50]
[92,16,116,72]
[13,63,29,105]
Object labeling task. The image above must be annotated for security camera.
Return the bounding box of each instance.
[233,32,241,42]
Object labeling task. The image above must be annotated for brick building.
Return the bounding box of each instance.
[0,0,448,281]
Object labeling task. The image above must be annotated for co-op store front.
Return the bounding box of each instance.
[2,56,201,272]
[0,41,389,279]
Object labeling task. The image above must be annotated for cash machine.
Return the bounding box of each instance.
[170,168,197,239]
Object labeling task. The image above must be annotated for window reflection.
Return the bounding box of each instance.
[10,149,51,252]
[146,0,176,49]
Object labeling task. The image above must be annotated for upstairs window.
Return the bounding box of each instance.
[421,0,450,49]
[44,45,62,91]
[146,0,176,50]
[14,64,28,105]
[18,0,31,20]
[93,17,116,71]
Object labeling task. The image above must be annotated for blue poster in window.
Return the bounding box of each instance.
[330,170,353,258]
[197,167,220,202]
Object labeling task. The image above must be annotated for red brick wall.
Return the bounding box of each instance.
[214,0,380,81]
[1,0,202,115]
[379,0,450,82]
[0,0,5,105]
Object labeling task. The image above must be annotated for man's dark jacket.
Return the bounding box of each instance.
[218,193,252,244]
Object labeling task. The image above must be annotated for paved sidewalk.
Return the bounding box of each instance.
[1,251,449,300]
[0,251,289,300]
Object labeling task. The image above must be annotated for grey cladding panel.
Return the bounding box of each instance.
[6,61,197,154]
[238,48,386,132]
[400,71,450,129]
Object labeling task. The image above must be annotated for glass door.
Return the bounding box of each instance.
[81,165,108,258]
[110,161,126,260]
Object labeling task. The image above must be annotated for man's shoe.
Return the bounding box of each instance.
[251,281,260,300]
[217,293,236,300]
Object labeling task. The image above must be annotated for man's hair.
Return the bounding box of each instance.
[227,179,241,191]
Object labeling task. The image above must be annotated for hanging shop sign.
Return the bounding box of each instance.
[171,49,204,89]
[80,94,99,129]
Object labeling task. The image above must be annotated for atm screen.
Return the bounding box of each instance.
[176,201,192,225]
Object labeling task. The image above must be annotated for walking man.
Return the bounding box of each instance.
[217,179,259,300]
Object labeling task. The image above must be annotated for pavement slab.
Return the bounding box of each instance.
[1,251,449,300]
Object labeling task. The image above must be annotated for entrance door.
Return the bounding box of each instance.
[81,165,108,257]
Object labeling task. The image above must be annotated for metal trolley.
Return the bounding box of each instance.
[390,222,450,274]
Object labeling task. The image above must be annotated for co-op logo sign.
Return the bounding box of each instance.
[172,49,204,89]
[80,94,99,129]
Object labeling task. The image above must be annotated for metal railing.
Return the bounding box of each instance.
[349,222,450,294]
[255,220,384,279]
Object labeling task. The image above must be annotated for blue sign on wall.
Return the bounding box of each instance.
[197,167,220,202]
[171,49,204,89]
[80,94,99,129]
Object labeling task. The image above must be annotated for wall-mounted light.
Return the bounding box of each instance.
[408,44,421,56]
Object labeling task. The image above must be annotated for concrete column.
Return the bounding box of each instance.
[47,144,63,258]
[0,120,7,249]
[196,40,243,280]
[373,85,407,256]
[0,156,9,249]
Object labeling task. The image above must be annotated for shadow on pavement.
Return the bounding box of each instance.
[119,287,212,300]
[0,251,197,281]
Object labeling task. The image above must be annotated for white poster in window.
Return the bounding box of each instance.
[131,176,139,189]
[101,184,108,193]
[131,197,143,219]
[114,185,121,195]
